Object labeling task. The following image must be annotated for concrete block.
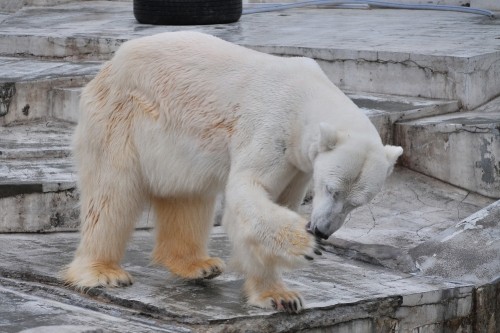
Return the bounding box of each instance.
[472,0,500,10]
[0,57,98,125]
[0,121,155,232]
[51,87,81,123]
[0,184,79,232]
[474,280,500,333]
[302,319,373,333]
[315,52,500,111]
[395,97,500,198]
[0,78,93,125]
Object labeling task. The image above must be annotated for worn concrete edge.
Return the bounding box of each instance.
[0,258,480,332]
[0,276,193,332]
[0,271,470,333]
[1,28,496,72]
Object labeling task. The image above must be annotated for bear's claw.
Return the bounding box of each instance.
[202,264,223,280]
[265,291,304,314]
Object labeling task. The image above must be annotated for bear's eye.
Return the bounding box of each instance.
[326,186,340,199]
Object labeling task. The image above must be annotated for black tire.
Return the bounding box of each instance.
[133,0,242,25]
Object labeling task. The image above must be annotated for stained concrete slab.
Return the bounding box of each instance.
[0,2,498,108]
[0,120,73,159]
[0,166,497,330]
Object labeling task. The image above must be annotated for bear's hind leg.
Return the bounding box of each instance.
[277,171,311,212]
[152,196,225,280]
[63,182,144,289]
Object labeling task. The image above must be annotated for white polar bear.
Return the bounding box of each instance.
[63,31,402,313]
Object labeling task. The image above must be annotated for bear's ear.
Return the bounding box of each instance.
[384,145,403,175]
[319,122,337,152]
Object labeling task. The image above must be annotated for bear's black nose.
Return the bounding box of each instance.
[305,221,312,234]
[314,226,329,240]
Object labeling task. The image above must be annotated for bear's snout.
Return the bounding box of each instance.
[306,221,330,240]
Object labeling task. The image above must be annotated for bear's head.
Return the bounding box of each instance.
[308,123,403,239]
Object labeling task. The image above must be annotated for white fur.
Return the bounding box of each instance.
[66,31,402,312]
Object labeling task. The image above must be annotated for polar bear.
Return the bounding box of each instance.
[63,31,402,313]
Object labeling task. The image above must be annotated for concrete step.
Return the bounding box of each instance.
[0,57,100,125]
[395,95,500,199]
[0,2,498,109]
[51,86,81,123]
[0,121,77,232]
[0,120,155,232]
[0,120,73,159]
[347,91,458,144]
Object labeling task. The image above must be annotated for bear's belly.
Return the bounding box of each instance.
[135,124,231,198]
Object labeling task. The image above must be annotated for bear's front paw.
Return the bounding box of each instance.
[62,260,133,289]
[246,285,304,314]
[275,221,318,266]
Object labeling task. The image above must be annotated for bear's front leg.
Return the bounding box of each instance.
[224,173,316,313]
